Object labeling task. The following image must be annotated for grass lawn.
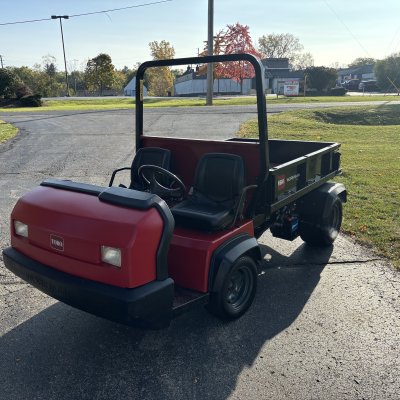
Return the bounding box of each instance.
[238,104,400,268]
[0,94,398,112]
[0,120,18,143]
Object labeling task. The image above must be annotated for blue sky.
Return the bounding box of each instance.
[1,0,400,70]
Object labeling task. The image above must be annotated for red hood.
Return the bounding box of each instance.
[11,186,163,288]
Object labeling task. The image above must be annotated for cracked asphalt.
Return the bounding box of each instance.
[0,106,399,400]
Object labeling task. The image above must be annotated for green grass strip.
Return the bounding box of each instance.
[0,94,399,112]
[0,120,18,143]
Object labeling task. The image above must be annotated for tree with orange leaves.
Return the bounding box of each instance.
[199,23,261,94]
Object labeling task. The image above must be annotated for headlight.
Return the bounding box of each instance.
[14,220,29,238]
[101,246,121,268]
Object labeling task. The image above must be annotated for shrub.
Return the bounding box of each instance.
[15,84,33,99]
[19,94,42,107]
[305,66,338,91]
[329,87,347,96]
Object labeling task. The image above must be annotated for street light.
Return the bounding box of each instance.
[51,15,70,96]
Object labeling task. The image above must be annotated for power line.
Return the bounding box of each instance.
[68,0,173,18]
[0,17,52,26]
[0,0,173,26]
[321,0,371,57]
[385,25,400,57]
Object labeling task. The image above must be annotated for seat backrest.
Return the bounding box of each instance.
[194,153,245,205]
[130,147,171,189]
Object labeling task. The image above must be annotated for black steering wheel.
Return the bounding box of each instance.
[138,165,186,201]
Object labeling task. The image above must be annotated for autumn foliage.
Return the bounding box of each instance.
[147,40,175,96]
[199,22,261,93]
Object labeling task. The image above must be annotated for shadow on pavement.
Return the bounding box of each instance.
[0,243,333,400]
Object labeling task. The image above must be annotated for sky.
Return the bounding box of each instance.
[1,0,400,71]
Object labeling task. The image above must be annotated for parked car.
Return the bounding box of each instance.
[359,80,380,92]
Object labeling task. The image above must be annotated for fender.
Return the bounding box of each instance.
[209,234,262,293]
[297,182,347,221]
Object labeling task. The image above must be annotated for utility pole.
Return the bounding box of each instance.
[51,15,70,97]
[0,55,4,69]
[206,0,214,105]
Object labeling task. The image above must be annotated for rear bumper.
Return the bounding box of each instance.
[3,247,174,329]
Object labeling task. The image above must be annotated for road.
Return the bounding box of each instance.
[0,106,399,400]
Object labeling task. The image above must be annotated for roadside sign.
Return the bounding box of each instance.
[283,80,299,96]
[277,79,300,96]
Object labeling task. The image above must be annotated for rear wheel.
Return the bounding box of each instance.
[208,256,257,321]
[300,197,343,247]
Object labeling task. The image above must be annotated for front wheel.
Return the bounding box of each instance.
[207,256,257,321]
[300,197,343,247]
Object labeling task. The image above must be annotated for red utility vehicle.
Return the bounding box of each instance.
[3,54,346,328]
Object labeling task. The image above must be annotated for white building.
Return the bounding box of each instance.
[174,71,253,96]
[124,77,148,97]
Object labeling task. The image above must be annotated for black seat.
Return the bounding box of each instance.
[172,153,245,231]
[109,147,171,190]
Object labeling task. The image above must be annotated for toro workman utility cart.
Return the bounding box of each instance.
[3,54,346,328]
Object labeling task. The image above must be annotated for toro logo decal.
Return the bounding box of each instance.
[277,175,286,191]
[50,235,64,252]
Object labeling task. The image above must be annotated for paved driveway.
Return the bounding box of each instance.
[0,107,399,400]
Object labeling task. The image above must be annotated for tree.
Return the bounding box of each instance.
[258,33,303,59]
[0,68,24,98]
[258,32,315,69]
[84,53,116,95]
[197,29,227,80]
[292,52,314,70]
[42,55,57,77]
[12,67,35,90]
[197,23,261,94]
[119,63,141,87]
[330,61,346,70]
[305,66,337,91]
[348,57,376,67]
[218,23,261,93]
[374,53,400,93]
[112,70,126,91]
[13,67,39,94]
[45,63,57,77]
[69,70,85,94]
[149,40,175,60]
[35,63,64,96]
[11,65,63,97]
[147,40,175,96]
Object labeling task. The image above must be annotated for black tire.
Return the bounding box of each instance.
[208,256,257,321]
[300,197,343,247]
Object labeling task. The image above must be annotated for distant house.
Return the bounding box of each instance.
[124,77,148,97]
[337,64,375,84]
[261,58,305,94]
